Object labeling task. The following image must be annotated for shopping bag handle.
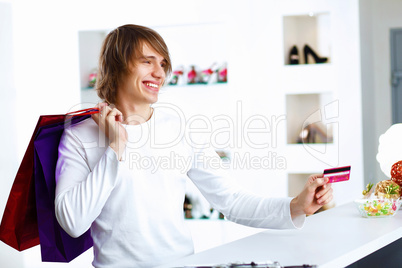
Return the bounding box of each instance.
[66,108,100,117]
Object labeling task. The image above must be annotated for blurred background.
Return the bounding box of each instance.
[1,0,402,267]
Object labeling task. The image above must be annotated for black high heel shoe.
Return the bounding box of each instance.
[289,45,299,65]
[303,44,328,64]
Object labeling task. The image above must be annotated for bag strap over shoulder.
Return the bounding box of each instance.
[66,108,99,117]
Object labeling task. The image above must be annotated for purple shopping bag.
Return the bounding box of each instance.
[33,110,97,262]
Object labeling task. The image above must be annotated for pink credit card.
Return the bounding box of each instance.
[323,166,351,183]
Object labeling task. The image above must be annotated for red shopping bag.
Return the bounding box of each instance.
[0,108,98,252]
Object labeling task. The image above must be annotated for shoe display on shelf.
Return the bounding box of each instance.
[167,63,227,86]
[217,62,227,83]
[183,195,193,219]
[168,66,184,85]
[297,125,314,143]
[88,69,97,88]
[200,63,218,84]
[289,45,300,65]
[296,123,332,144]
[303,44,328,64]
[187,65,198,84]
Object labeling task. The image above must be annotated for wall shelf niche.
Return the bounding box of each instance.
[286,93,335,144]
[288,173,314,197]
[283,13,331,65]
[77,23,229,112]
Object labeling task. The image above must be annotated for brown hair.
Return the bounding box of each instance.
[96,24,172,104]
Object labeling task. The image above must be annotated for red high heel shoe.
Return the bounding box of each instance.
[187,65,198,84]
[168,66,184,85]
[200,63,218,84]
[217,63,227,83]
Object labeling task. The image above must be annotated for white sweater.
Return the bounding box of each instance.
[55,107,305,268]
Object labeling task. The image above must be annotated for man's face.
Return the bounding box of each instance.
[119,43,167,105]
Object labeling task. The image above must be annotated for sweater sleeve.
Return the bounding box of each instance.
[187,146,305,229]
[54,126,122,238]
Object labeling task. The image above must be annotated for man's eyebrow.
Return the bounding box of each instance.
[141,55,156,59]
[141,55,167,63]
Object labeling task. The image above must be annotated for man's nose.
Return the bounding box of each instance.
[152,64,165,80]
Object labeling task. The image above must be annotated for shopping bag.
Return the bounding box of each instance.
[0,108,98,258]
[34,112,95,262]
[0,114,66,251]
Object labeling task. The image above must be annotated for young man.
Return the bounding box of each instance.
[55,24,333,268]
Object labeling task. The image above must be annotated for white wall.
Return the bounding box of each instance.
[1,0,400,267]
[371,0,402,180]
[359,0,402,183]
[0,1,241,267]
[359,0,377,188]
[0,2,24,268]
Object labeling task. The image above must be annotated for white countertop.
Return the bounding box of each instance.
[158,202,402,268]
